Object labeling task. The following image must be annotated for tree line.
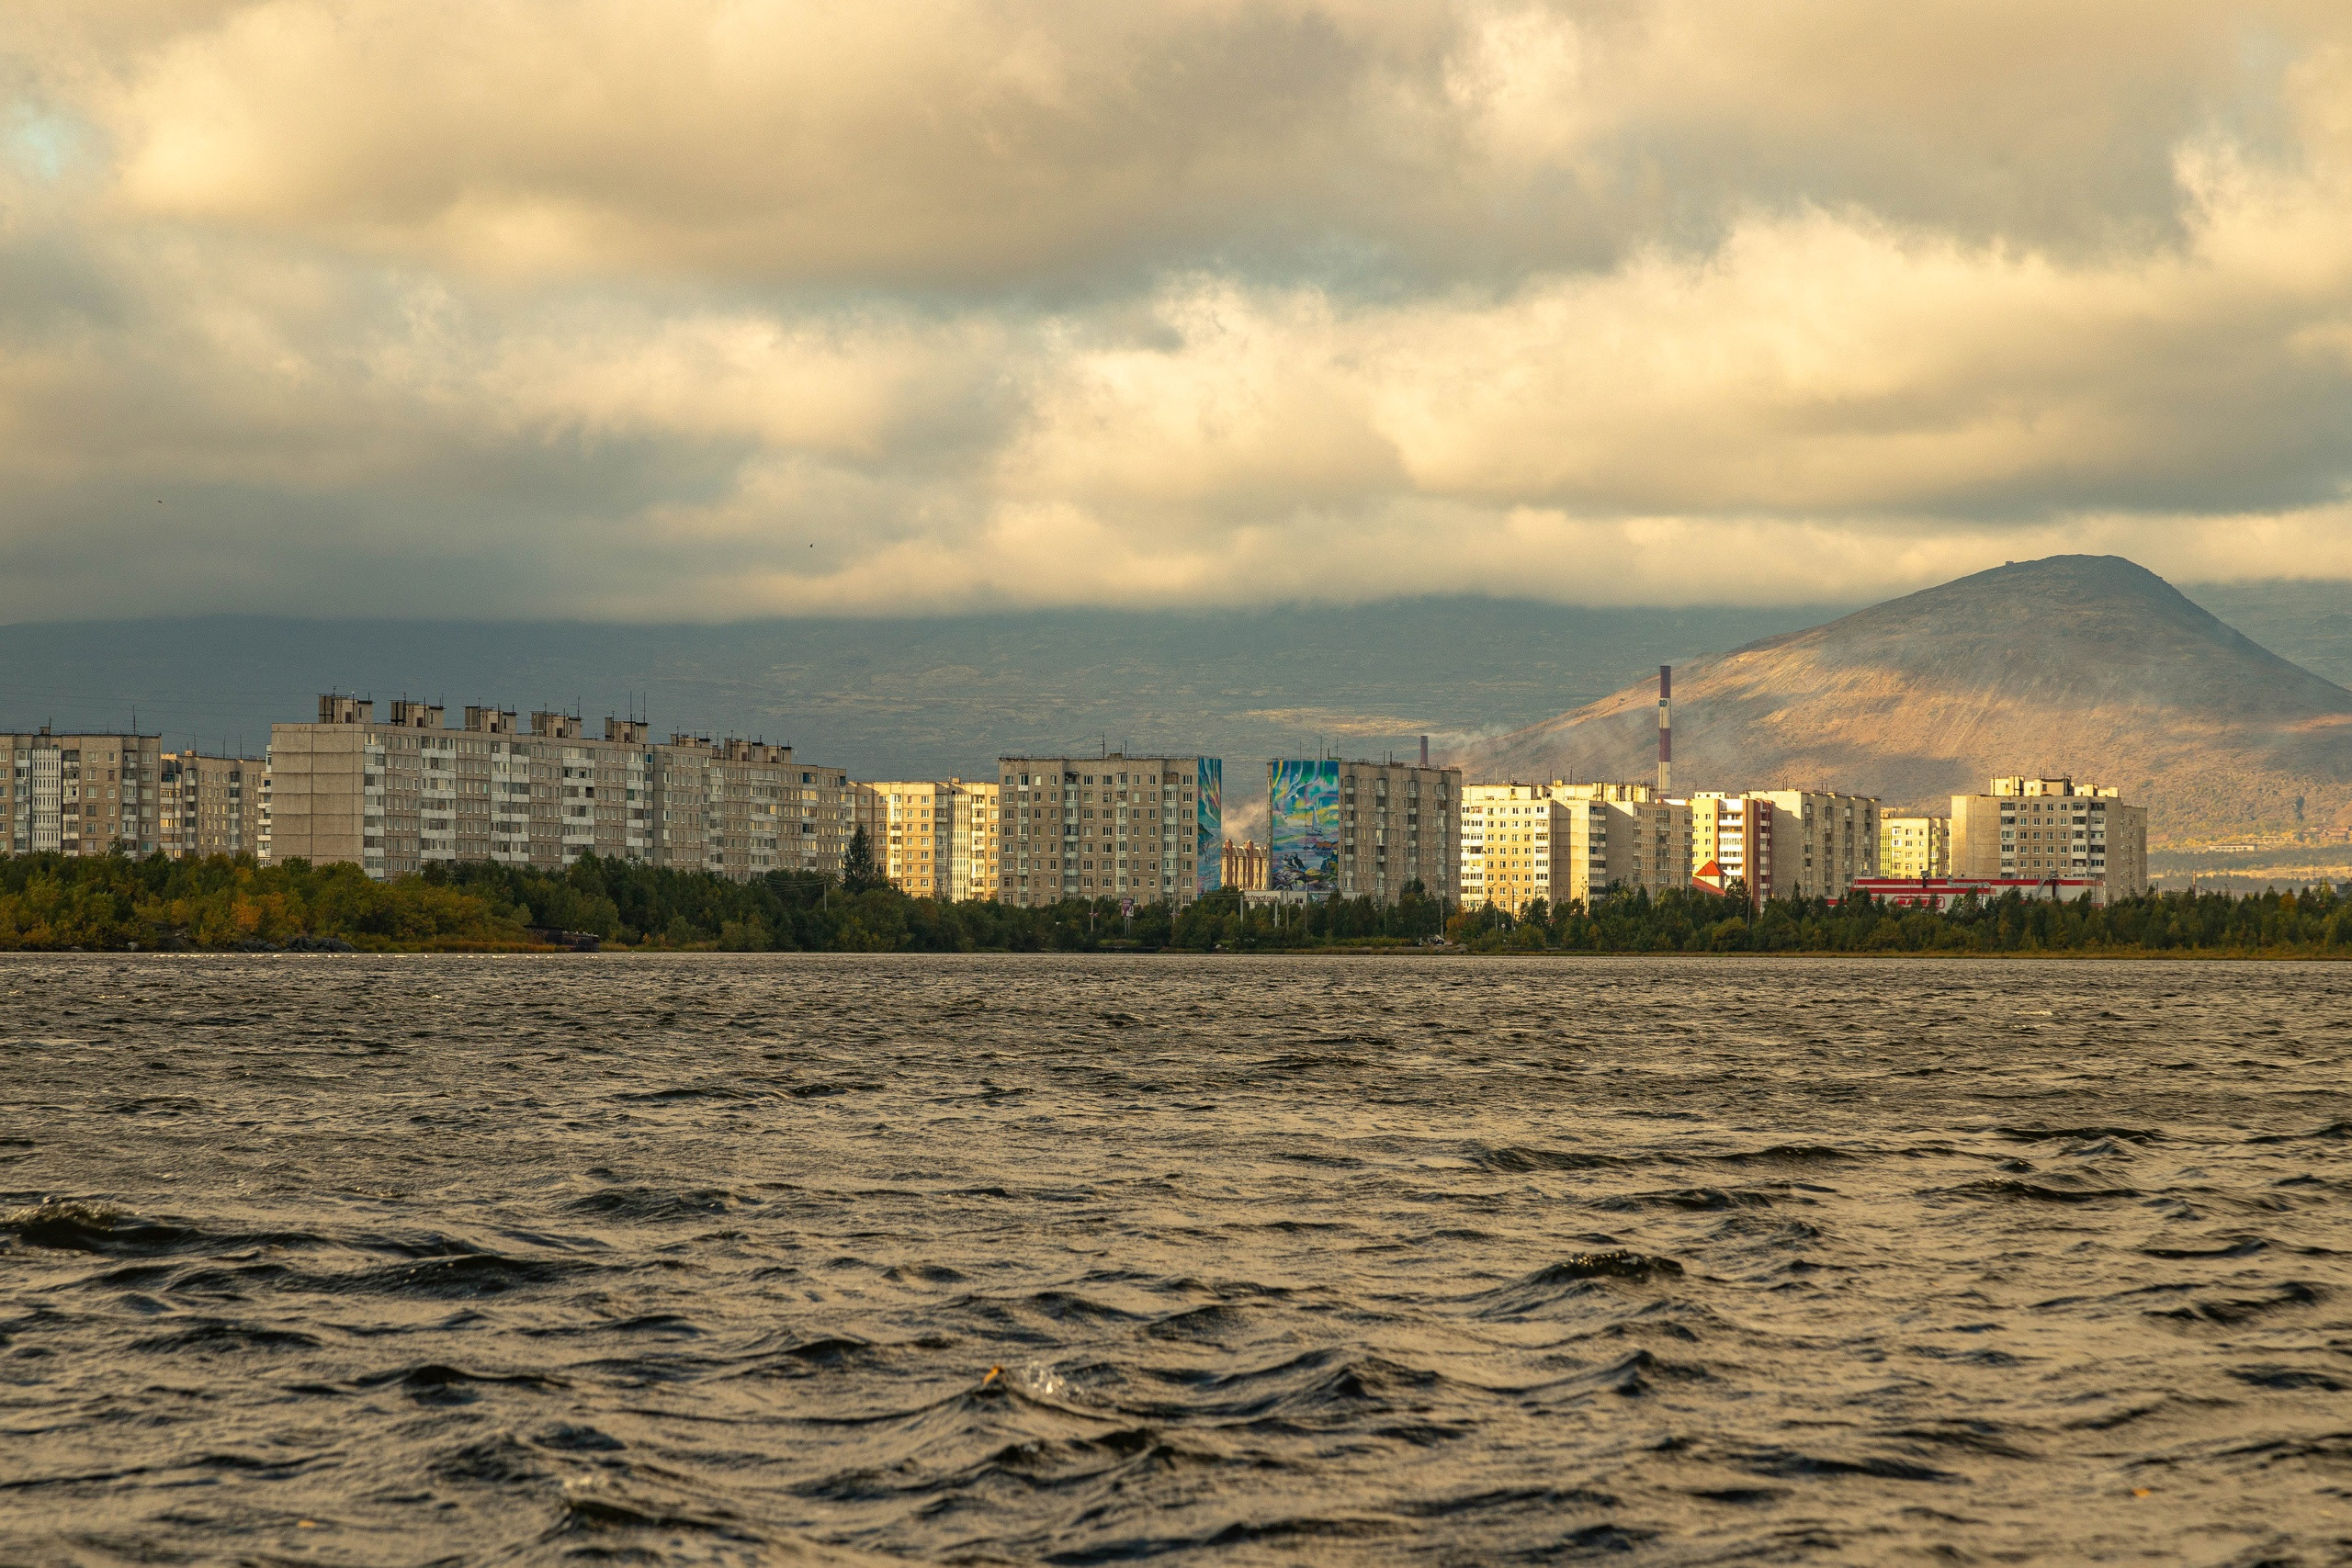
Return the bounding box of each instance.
[0,832,2346,955]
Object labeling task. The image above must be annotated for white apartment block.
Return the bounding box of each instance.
[849,779,1006,902]
[1548,782,1692,898]
[954,781,1002,901]
[266,696,848,881]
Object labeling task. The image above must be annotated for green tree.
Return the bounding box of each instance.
[841,825,883,894]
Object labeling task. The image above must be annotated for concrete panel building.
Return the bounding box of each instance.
[1461,781,1689,914]
[1222,838,1268,891]
[1547,782,1693,897]
[1953,775,2147,897]
[1679,789,1879,902]
[995,752,1222,908]
[1880,815,1951,879]
[953,782,1002,902]
[852,781,956,898]
[1756,790,1881,899]
[160,751,263,859]
[849,779,1004,901]
[267,696,847,881]
[1269,758,1459,906]
[3,730,164,856]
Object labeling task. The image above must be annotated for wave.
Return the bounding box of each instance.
[1470,1255,1686,1319]
[1,1201,319,1258]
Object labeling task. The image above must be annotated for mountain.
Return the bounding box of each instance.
[0,599,1844,792]
[1449,556,2352,847]
[2183,580,2352,690]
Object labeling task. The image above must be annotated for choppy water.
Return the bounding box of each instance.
[4,955,2349,1566]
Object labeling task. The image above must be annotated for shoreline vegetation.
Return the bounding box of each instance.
[2,840,2349,957]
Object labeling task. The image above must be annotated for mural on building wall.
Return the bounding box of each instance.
[1268,760,1340,895]
[1195,758,1223,892]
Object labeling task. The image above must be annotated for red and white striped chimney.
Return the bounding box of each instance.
[1657,665,1672,797]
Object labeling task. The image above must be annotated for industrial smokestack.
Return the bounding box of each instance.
[1657,665,1672,796]
[1419,735,1429,767]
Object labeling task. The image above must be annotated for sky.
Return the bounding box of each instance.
[6,1,2352,624]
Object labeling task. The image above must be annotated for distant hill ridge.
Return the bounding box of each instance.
[1450,555,2352,847]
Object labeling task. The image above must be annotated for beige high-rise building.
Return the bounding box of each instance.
[1268,759,1458,905]
[267,696,847,881]
[1952,776,2147,896]
[847,779,1005,901]
[3,730,164,856]
[1757,790,1880,898]
[1680,789,1879,901]
[1880,815,1951,878]
[1222,838,1268,891]
[161,751,264,858]
[1546,782,1692,897]
[1461,781,1690,914]
[852,781,956,898]
[996,752,1222,907]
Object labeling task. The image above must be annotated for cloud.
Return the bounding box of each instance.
[3,1,2352,621]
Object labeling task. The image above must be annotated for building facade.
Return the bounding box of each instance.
[1755,789,1880,899]
[954,782,1002,901]
[1850,874,2109,909]
[267,696,847,881]
[1461,781,1690,914]
[1950,775,2147,897]
[1680,789,1879,901]
[1681,793,1769,897]
[1546,782,1692,897]
[1880,815,1951,879]
[1268,759,1459,905]
[853,781,955,898]
[995,753,1222,907]
[1222,838,1268,891]
[161,751,264,859]
[3,730,164,856]
[1461,785,1578,914]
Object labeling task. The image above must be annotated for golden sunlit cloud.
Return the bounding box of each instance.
[4,0,2351,619]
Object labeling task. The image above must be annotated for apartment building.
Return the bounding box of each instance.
[1756,790,1880,898]
[1547,782,1692,897]
[267,696,848,881]
[1880,815,1951,879]
[995,753,1223,908]
[1268,758,1459,905]
[1951,775,2147,896]
[954,782,1001,901]
[1681,790,1879,901]
[693,736,846,878]
[1460,781,1689,914]
[1462,785,1582,914]
[2,730,164,855]
[160,751,264,859]
[852,781,954,898]
[1222,838,1268,891]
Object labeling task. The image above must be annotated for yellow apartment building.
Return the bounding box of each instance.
[1880,815,1951,878]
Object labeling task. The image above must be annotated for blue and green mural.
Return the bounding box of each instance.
[1196,759,1223,893]
[1268,760,1340,895]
